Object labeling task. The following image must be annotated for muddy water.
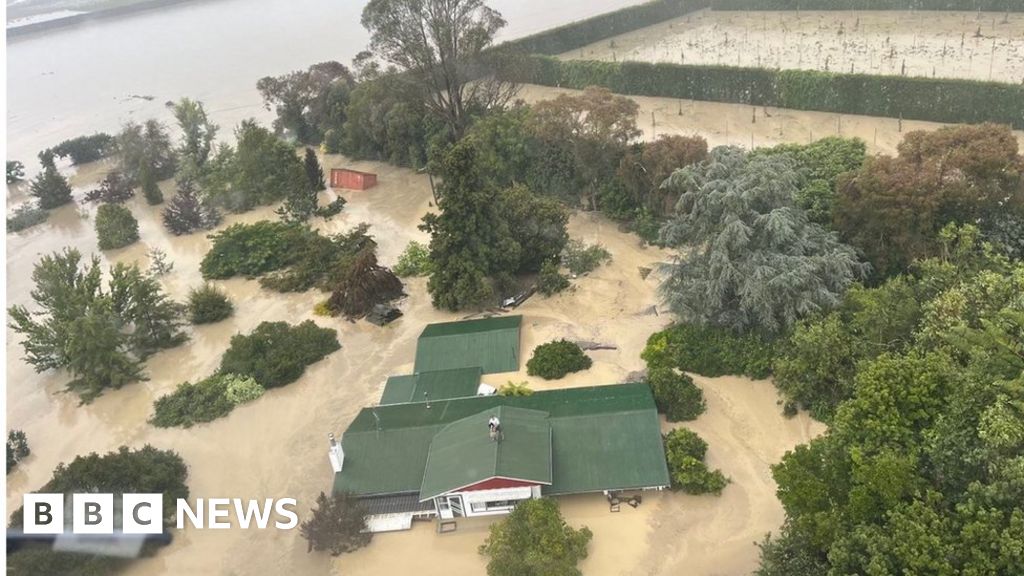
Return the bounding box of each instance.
[5,149,825,574]
[5,0,644,179]
[563,10,1024,83]
[517,83,1024,155]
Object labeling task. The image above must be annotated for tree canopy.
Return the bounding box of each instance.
[479,498,592,576]
[660,146,867,335]
[257,61,354,144]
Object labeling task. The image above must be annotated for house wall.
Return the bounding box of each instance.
[454,485,535,517]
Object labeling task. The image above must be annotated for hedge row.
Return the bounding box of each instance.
[500,0,708,56]
[494,56,1024,128]
[711,0,1021,11]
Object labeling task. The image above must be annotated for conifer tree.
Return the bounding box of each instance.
[29,163,73,209]
[304,148,326,192]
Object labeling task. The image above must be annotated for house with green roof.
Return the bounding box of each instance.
[330,382,670,532]
[414,315,522,374]
[379,367,486,405]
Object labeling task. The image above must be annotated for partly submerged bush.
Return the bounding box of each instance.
[537,260,570,296]
[526,340,592,380]
[219,321,340,388]
[393,241,433,278]
[7,203,48,233]
[200,221,311,279]
[94,203,139,250]
[187,284,234,324]
[223,374,265,405]
[663,427,728,495]
[647,367,705,422]
[561,240,611,275]
[642,324,776,379]
[150,375,234,428]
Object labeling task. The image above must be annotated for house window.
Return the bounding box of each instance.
[470,500,516,513]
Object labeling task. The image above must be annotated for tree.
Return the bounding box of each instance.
[213,120,309,213]
[140,164,164,205]
[84,170,135,204]
[759,136,866,225]
[7,160,26,184]
[361,0,515,138]
[304,148,326,192]
[616,135,709,216]
[393,241,433,277]
[8,250,185,401]
[173,98,218,169]
[7,445,188,575]
[162,179,221,235]
[501,184,569,273]
[148,248,174,276]
[218,321,340,388]
[117,119,176,182]
[647,367,705,421]
[479,498,592,576]
[529,86,640,205]
[663,428,728,494]
[299,491,372,556]
[277,167,320,223]
[526,340,592,380]
[537,260,570,296]
[7,430,30,474]
[28,163,73,209]
[835,124,1024,278]
[7,203,49,233]
[660,146,868,335]
[325,247,404,319]
[257,62,355,144]
[187,284,234,324]
[642,323,777,379]
[50,133,116,165]
[94,204,139,250]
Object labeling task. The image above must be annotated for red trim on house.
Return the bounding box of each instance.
[459,477,540,492]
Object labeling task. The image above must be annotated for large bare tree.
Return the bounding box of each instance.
[361,0,516,138]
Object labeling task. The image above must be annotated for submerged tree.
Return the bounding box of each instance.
[304,148,326,192]
[140,164,164,205]
[7,160,26,184]
[29,163,73,209]
[117,119,176,182]
[361,0,516,138]
[173,98,219,170]
[162,180,221,235]
[479,498,592,576]
[257,62,354,144]
[83,170,135,204]
[660,146,867,335]
[326,247,403,319]
[94,204,140,250]
[299,491,371,556]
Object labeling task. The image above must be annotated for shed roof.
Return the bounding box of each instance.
[419,406,552,500]
[414,316,522,374]
[333,383,669,498]
[379,367,483,405]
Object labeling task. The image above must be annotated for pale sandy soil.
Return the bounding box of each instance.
[562,10,1024,83]
[516,83,1024,155]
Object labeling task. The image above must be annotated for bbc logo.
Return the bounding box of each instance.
[24,494,163,535]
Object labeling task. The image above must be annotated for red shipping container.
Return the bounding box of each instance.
[330,168,378,190]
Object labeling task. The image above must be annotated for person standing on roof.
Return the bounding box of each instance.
[488,415,501,440]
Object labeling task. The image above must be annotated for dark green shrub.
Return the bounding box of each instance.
[7,203,48,233]
[187,284,234,324]
[7,160,26,184]
[151,375,234,428]
[7,430,30,474]
[29,164,73,209]
[299,492,372,557]
[647,367,705,421]
[50,133,116,165]
[316,197,347,220]
[95,204,139,250]
[642,324,776,378]
[537,260,570,296]
[200,221,312,279]
[663,427,728,495]
[219,321,340,388]
[140,165,164,205]
[526,340,592,379]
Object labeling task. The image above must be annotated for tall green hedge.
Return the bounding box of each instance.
[711,0,1020,10]
[500,0,709,56]
[495,55,1024,128]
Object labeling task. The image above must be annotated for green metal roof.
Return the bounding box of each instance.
[333,383,669,498]
[419,406,553,500]
[414,315,522,374]
[379,367,483,405]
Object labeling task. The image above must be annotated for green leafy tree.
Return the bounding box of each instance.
[257,62,354,144]
[94,204,139,250]
[502,184,569,273]
[526,340,592,380]
[647,367,705,422]
[361,0,513,138]
[50,133,116,165]
[187,284,234,324]
[663,427,728,494]
[758,136,866,225]
[213,120,309,213]
[173,98,218,170]
[479,498,592,576]
[642,323,777,379]
[218,321,340,388]
[162,179,221,235]
[299,491,372,556]
[393,241,433,277]
[7,160,26,184]
[537,260,570,296]
[140,164,164,205]
[661,146,867,335]
[28,163,73,209]
[117,119,176,182]
[304,148,326,192]
[108,263,188,357]
[560,240,611,275]
[7,430,30,474]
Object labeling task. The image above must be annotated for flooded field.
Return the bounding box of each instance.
[6,152,823,575]
[562,10,1024,83]
[517,84,1024,155]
